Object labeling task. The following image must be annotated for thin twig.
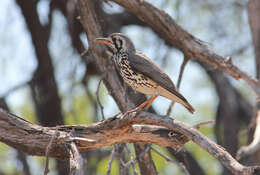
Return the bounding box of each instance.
[0,79,31,98]
[138,144,151,158]
[106,146,116,175]
[125,145,138,175]
[69,142,85,175]
[96,73,107,120]
[122,144,151,168]
[150,147,190,175]
[80,50,88,57]
[167,57,189,116]
[43,129,59,175]
[193,120,215,129]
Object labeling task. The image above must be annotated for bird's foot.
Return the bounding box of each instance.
[121,107,140,118]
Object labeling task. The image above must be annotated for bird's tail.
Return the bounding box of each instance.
[158,86,195,114]
[180,100,195,114]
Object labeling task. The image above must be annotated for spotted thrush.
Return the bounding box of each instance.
[95,33,195,114]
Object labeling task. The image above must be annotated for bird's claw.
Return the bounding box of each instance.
[121,107,140,118]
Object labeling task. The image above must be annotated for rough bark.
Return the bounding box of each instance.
[0,108,259,175]
[0,108,188,157]
[0,99,32,175]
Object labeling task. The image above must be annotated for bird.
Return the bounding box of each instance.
[95,33,195,114]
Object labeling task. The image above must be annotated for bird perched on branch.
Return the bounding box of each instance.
[95,33,194,114]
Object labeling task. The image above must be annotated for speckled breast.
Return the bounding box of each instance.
[113,52,158,95]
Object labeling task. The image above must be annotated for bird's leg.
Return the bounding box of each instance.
[122,96,158,117]
[144,95,158,110]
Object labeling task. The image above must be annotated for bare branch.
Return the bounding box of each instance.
[237,106,260,160]
[68,142,85,175]
[44,129,59,175]
[193,120,215,130]
[96,73,106,120]
[106,147,116,175]
[150,147,190,175]
[0,80,30,98]
[125,145,138,175]
[0,108,187,157]
[0,108,259,175]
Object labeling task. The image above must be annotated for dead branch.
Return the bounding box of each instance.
[237,106,260,160]
[0,108,188,158]
[106,147,116,175]
[125,145,138,175]
[44,129,59,175]
[150,147,190,175]
[0,108,260,175]
[96,73,106,120]
[109,0,260,96]
[68,142,84,175]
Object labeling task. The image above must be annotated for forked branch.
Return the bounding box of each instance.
[0,108,259,175]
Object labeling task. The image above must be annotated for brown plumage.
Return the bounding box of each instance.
[95,33,195,114]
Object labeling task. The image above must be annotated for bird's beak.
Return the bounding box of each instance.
[94,37,112,45]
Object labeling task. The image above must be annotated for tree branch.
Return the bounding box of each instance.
[0,108,259,175]
[0,108,188,158]
[68,142,85,175]
[237,102,260,160]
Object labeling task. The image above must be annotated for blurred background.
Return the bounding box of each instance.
[0,0,257,175]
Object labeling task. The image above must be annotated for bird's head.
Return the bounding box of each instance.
[95,33,135,53]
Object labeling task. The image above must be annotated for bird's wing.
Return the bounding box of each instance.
[129,51,188,103]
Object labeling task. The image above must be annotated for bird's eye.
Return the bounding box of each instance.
[112,37,116,43]
[111,37,121,51]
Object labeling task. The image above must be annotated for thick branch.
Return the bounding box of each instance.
[0,108,188,158]
[0,108,259,175]
[109,0,260,95]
